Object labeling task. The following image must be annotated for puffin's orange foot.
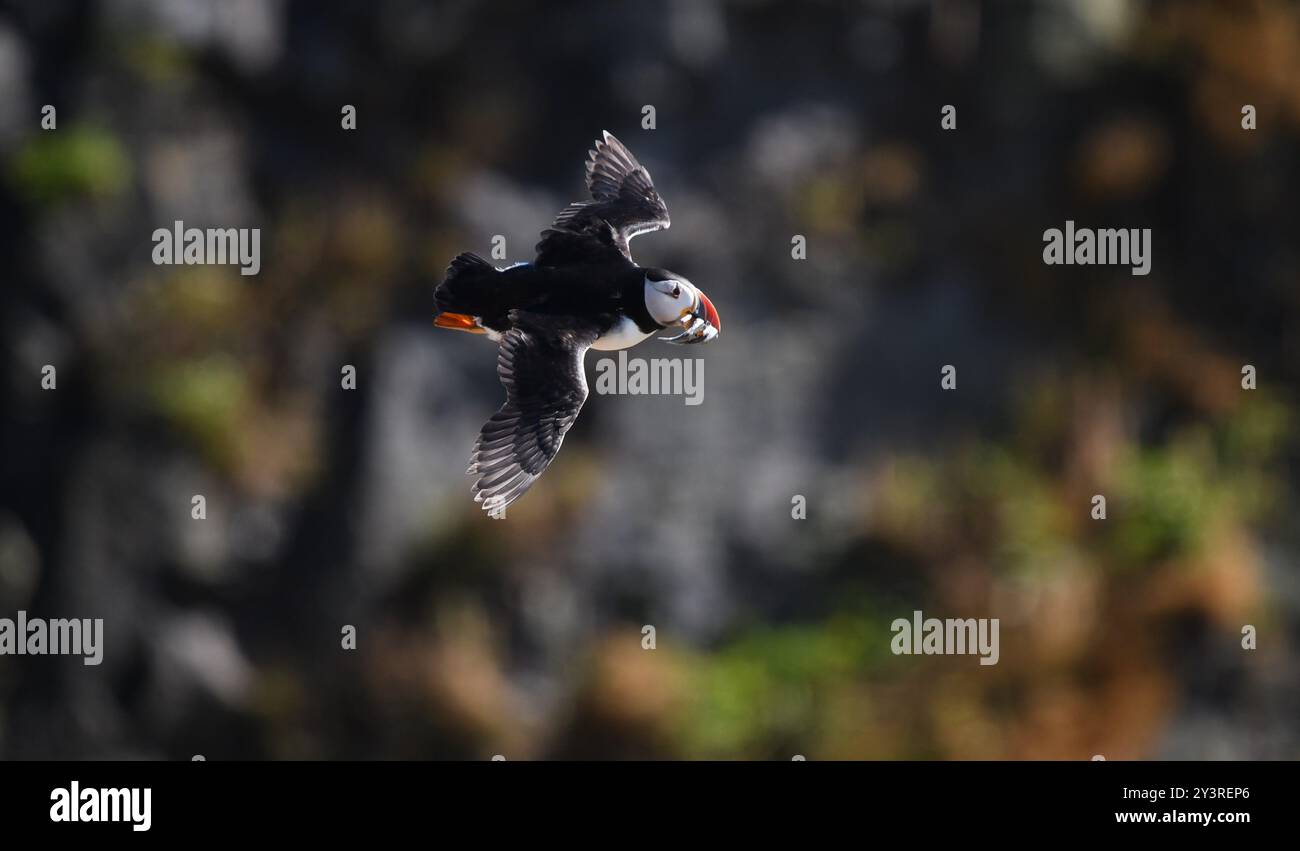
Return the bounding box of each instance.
[434,312,487,334]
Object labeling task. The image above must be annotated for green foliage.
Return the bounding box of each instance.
[146,355,248,470]
[1105,417,1285,570]
[679,610,893,758]
[10,126,132,205]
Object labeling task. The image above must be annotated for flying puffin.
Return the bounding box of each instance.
[434,131,721,513]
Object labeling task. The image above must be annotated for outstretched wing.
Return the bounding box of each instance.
[467,312,602,513]
[535,131,671,266]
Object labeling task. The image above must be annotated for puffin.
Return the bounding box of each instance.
[434,131,721,513]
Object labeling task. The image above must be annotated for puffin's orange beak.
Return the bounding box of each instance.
[698,291,720,333]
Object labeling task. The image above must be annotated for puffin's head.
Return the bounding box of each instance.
[642,268,721,345]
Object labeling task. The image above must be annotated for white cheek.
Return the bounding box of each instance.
[647,290,686,324]
[645,292,665,323]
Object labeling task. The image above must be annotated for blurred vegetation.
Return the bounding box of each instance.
[10,125,131,204]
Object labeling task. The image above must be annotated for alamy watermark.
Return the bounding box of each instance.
[891,609,999,666]
[593,351,703,406]
[50,782,150,832]
[1042,220,1151,276]
[0,611,103,665]
[152,220,261,276]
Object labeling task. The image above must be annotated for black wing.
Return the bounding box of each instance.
[467,312,602,513]
[535,131,671,266]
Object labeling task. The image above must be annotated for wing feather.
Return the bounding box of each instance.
[535,131,670,266]
[467,312,601,513]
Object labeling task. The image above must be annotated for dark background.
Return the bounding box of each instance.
[0,0,1297,759]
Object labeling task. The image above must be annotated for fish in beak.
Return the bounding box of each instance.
[660,290,721,344]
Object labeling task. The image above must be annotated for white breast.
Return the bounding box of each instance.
[591,315,654,351]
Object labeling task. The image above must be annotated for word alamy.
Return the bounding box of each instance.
[1042,220,1151,276]
[0,610,103,665]
[152,220,261,276]
[50,782,151,832]
[593,351,703,406]
[891,610,1000,666]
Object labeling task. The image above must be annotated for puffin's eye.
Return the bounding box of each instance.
[671,284,681,298]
